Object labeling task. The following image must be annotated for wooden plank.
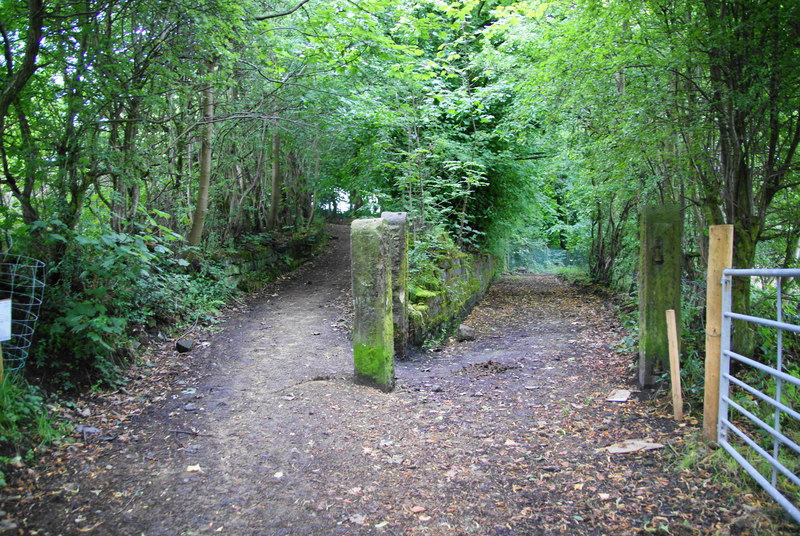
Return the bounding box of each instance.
[666,309,683,421]
[703,225,734,441]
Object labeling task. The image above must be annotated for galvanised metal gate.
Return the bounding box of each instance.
[718,268,800,522]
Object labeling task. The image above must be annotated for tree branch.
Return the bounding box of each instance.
[0,0,44,123]
[514,153,552,161]
[253,0,312,21]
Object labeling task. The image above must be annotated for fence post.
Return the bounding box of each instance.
[666,309,683,421]
[703,224,734,442]
[0,298,9,383]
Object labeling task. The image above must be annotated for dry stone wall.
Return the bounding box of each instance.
[408,253,495,346]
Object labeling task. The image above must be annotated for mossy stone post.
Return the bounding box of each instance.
[638,205,682,387]
[381,211,408,359]
[351,218,395,392]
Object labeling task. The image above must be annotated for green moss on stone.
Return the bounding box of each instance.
[411,287,439,300]
[354,342,394,390]
[351,218,395,391]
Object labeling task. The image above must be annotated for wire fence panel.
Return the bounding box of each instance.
[0,254,46,372]
[507,246,587,274]
[718,268,800,523]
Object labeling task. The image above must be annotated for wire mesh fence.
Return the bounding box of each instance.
[507,246,587,274]
[0,254,46,372]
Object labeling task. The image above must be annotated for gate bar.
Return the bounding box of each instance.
[724,397,800,457]
[724,312,800,334]
[721,418,800,489]
[723,373,800,422]
[725,350,800,386]
[719,431,800,523]
[723,268,800,277]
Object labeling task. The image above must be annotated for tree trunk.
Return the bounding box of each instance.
[187,79,214,247]
[266,131,281,230]
[0,0,43,133]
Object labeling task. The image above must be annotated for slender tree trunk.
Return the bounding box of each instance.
[187,78,214,247]
[266,131,281,230]
[306,141,321,229]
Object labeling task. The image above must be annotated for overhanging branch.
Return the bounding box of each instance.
[254,0,312,21]
[514,153,552,161]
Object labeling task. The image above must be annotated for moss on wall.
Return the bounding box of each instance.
[408,253,495,346]
[218,226,328,291]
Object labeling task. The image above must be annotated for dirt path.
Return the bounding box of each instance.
[2,224,792,535]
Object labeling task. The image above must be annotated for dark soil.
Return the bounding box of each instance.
[1,224,796,535]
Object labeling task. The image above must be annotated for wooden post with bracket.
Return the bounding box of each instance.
[703,225,734,442]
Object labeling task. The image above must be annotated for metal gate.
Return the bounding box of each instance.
[718,268,800,522]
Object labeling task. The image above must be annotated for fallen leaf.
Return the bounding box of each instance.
[349,514,366,525]
[603,438,664,454]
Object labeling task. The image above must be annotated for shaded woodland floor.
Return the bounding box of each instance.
[1,224,795,535]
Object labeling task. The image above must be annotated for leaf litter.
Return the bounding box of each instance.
[0,228,796,535]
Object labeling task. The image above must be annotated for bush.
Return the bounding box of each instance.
[31,222,239,390]
[0,373,70,485]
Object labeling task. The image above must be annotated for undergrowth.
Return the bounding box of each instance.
[0,373,70,487]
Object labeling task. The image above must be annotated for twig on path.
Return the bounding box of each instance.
[175,317,200,344]
[168,429,214,437]
[273,374,342,394]
[117,487,141,514]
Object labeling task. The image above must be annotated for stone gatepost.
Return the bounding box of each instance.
[381,212,408,359]
[351,218,395,392]
[638,205,682,386]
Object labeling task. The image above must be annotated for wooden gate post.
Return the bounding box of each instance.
[703,225,734,442]
[638,205,682,386]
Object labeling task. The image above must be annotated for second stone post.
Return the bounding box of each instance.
[351,218,395,392]
[638,204,682,386]
[381,212,408,359]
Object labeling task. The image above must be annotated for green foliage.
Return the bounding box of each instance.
[553,266,590,283]
[0,373,70,485]
[408,225,463,300]
[29,219,238,389]
[0,0,796,410]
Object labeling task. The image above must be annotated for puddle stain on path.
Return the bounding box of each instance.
[1,225,793,535]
